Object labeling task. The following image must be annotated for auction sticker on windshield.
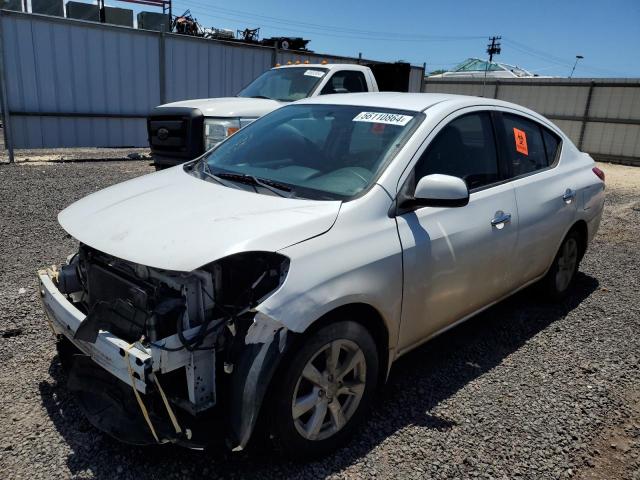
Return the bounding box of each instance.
[353,112,413,126]
[304,70,325,78]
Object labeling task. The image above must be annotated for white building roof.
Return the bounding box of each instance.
[429,58,548,79]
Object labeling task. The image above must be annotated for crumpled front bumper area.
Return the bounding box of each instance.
[37,246,292,451]
[38,270,213,448]
[39,271,151,391]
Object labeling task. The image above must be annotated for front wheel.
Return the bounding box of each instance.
[267,321,378,459]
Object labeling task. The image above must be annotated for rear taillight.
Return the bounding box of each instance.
[592,166,605,182]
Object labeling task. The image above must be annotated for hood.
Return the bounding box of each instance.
[157,97,283,118]
[58,167,341,272]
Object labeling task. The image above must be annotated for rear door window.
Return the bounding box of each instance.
[500,113,549,177]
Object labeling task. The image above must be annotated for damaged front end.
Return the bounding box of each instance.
[38,245,291,449]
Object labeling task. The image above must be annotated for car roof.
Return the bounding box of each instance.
[294,92,548,121]
[292,92,470,112]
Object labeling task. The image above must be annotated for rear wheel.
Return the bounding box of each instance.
[540,229,583,300]
[268,321,378,459]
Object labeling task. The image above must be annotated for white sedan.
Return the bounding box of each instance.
[38,92,605,458]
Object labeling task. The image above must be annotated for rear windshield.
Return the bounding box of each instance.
[198,104,423,200]
[237,68,328,102]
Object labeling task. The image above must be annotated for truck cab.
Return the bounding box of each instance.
[147,64,380,169]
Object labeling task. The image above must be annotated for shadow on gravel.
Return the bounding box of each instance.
[38,272,598,479]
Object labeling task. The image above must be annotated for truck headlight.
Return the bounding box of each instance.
[203,118,255,151]
[204,118,240,151]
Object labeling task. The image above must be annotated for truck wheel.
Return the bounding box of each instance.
[268,321,378,458]
[540,229,583,301]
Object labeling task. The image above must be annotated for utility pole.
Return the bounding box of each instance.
[487,36,502,63]
[569,55,584,79]
[482,36,501,97]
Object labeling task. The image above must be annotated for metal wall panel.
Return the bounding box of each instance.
[583,122,640,158]
[0,11,427,152]
[550,119,582,145]
[10,116,146,148]
[165,35,273,102]
[423,78,640,162]
[589,86,640,120]
[497,84,589,117]
[424,81,496,98]
[1,12,160,147]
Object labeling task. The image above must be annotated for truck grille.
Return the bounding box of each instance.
[149,119,187,150]
[147,106,205,160]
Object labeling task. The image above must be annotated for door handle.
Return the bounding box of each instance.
[562,188,576,203]
[491,210,512,228]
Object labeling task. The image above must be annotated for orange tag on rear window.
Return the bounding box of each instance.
[513,127,528,155]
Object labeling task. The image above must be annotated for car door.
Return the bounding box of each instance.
[395,110,519,353]
[495,112,577,284]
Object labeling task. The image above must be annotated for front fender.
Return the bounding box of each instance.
[256,187,404,350]
[228,327,290,450]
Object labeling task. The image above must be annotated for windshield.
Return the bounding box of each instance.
[237,68,328,102]
[196,104,423,200]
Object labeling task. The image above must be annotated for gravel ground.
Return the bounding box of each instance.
[0,161,638,479]
[0,128,152,164]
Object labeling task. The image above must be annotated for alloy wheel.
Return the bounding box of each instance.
[555,237,578,292]
[291,339,367,441]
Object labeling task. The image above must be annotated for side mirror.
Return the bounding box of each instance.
[409,174,469,208]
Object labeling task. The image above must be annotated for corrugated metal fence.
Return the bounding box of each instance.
[0,10,424,160]
[424,77,640,165]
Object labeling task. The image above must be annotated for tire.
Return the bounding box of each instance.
[539,229,583,301]
[267,320,378,459]
[154,164,168,171]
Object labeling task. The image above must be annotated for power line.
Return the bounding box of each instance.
[502,38,573,67]
[192,2,488,39]
[172,2,633,76]
[176,0,487,42]
[502,37,632,76]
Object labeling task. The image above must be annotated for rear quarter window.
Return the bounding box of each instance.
[542,128,561,165]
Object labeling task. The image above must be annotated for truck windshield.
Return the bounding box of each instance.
[237,67,328,102]
[197,104,423,200]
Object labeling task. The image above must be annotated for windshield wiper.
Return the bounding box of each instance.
[214,172,294,198]
[247,95,272,100]
[200,162,242,190]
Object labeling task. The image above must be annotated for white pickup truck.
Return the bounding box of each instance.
[147,63,413,169]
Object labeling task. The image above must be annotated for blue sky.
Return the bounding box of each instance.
[120,0,639,77]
